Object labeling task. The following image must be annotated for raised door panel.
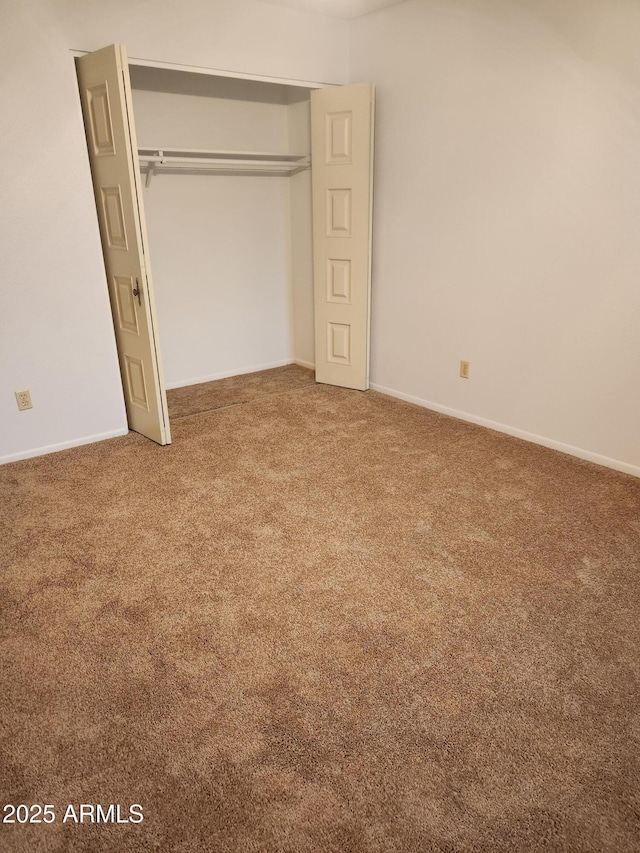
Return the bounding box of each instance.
[100,187,128,250]
[327,323,351,364]
[326,111,353,164]
[114,276,139,334]
[86,83,116,156]
[327,259,351,304]
[326,188,352,237]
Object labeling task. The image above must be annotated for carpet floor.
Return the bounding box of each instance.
[166,364,316,419]
[1,377,639,852]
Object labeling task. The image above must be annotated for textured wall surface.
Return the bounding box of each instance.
[351,0,640,473]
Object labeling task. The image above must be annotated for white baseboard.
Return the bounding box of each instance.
[0,427,129,466]
[370,382,640,479]
[165,359,293,390]
[292,358,315,370]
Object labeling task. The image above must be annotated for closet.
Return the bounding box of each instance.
[76,45,374,446]
[130,64,314,397]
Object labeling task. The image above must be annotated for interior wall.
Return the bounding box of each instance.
[0,0,348,463]
[131,76,294,387]
[288,99,315,368]
[350,0,640,474]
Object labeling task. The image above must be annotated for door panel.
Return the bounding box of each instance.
[327,259,351,303]
[114,275,139,333]
[311,83,374,391]
[77,45,170,445]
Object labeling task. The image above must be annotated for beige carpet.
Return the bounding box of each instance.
[1,378,640,852]
[167,363,316,419]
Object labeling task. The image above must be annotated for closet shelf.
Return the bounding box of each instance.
[138,147,311,185]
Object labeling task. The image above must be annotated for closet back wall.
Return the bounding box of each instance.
[130,68,294,388]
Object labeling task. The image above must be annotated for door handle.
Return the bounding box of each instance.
[132,279,141,306]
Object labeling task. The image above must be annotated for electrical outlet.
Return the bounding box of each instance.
[459,361,470,379]
[15,390,33,411]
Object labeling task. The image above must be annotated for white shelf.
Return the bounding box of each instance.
[138,147,311,184]
[139,146,308,161]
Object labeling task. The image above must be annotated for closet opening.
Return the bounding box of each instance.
[76,45,374,446]
[128,64,317,410]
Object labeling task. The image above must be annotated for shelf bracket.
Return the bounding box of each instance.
[144,150,164,187]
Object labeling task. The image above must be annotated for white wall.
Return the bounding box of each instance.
[351,0,640,475]
[131,76,294,386]
[0,0,347,463]
[288,99,316,368]
[0,2,125,463]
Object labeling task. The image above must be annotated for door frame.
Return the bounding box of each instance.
[71,49,333,91]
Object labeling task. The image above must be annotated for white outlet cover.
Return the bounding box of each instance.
[15,390,33,410]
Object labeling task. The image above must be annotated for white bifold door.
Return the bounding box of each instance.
[76,45,171,445]
[311,83,375,391]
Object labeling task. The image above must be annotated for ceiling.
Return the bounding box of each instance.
[258,0,408,19]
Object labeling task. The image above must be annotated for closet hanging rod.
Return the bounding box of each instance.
[138,149,311,185]
[138,146,309,162]
[139,155,309,168]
